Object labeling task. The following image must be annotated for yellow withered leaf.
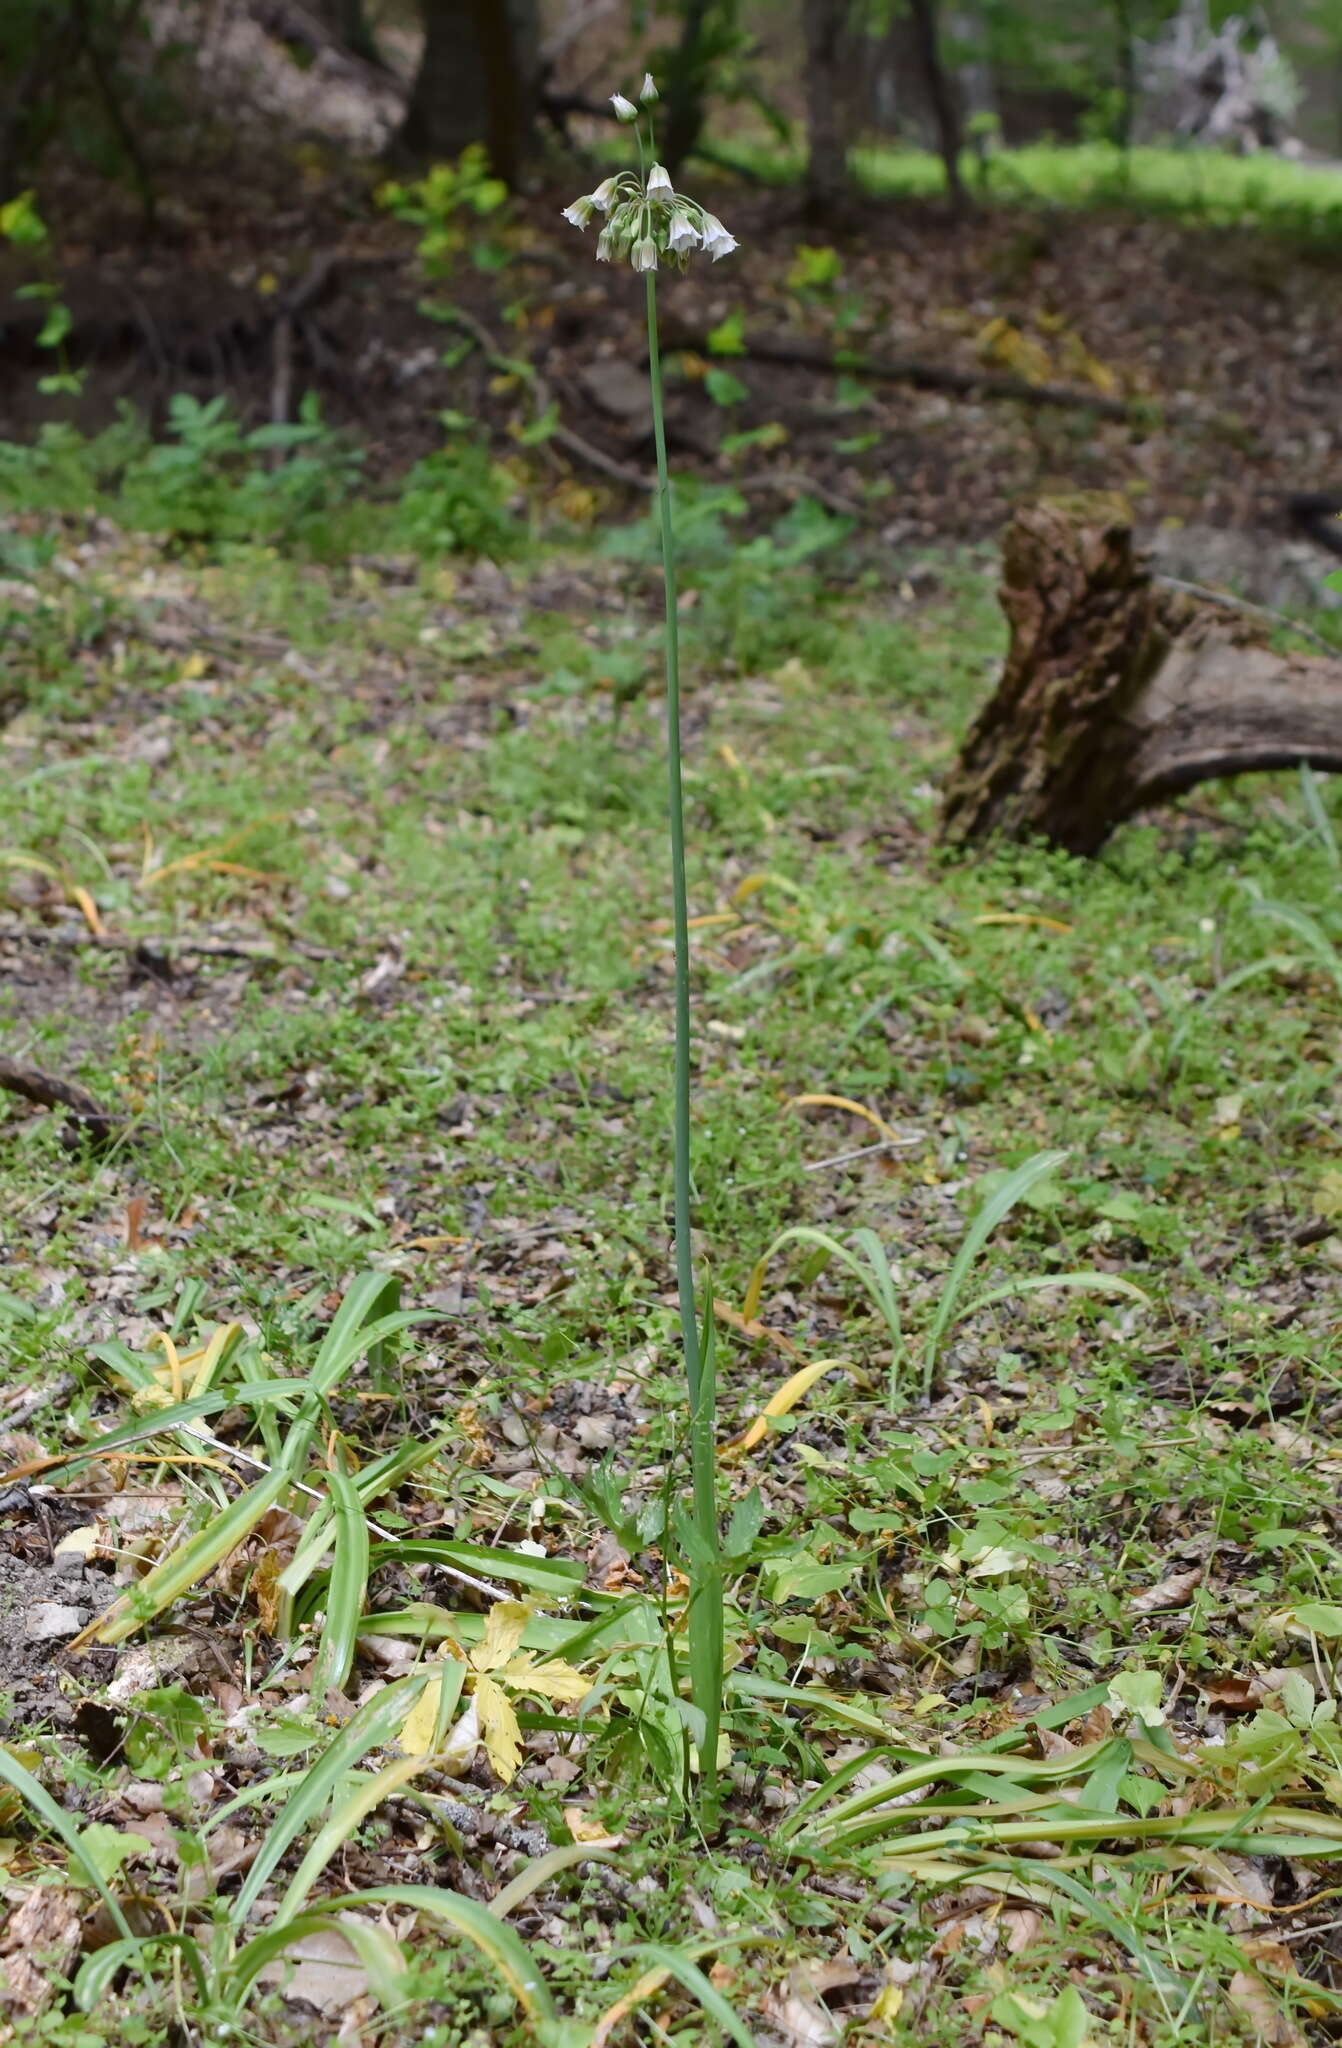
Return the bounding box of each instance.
[972,911,1072,934]
[400,1673,444,1758]
[475,1674,523,1783]
[472,1601,531,1674]
[506,1655,589,1702]
[787,1093,899,1143]
[724,1358,851,1457]
[400,1648,468,1757]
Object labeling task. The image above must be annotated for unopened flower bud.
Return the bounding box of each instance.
[631,235,658,272]
[641,73,659,103]
[646,163,673,198]
[611,93,638,122]
[562,196,595,229]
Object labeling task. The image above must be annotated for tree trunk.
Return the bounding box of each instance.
[662,0,714,180]
[939,494,1342,855]
[398,0,540,184]
[802,0,849,224]
[1113,0,1136,149]
[315,0,384,69]
[908,0,968,215]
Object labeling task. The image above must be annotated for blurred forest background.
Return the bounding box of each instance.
[4,0,1342,580]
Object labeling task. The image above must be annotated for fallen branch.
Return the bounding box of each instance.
[661,325,1137,419]
[446,307,861,514]
[0,923,335,963]
[940,493,1342,854]
[0,1057,120,1143]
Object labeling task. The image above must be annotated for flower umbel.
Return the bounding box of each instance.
[561,78,738,276]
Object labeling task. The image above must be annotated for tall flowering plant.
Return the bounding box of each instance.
[564,78,737,1821]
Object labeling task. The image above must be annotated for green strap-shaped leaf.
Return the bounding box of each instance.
[308,1459,369,1702]
[230,1674,427,1928]
[335,1884,558,2021]
[0,1746,134,1940]
[91,1465,291,1645]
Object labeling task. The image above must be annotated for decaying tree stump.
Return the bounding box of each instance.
[940,493,1342,855]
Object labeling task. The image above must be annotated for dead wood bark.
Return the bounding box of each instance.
[939,493,1342,855]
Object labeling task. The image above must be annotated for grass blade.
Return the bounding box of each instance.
[230,1673,427,1927]
[308,1459,370,1702]
[686,1295,723,1819]
[1248,896,1342,997]
[228,1909,409,2009]
[962,1271,1149,1318]
[489,1842,619,1920]
[277,1756,423,1921]
[923,1149,1070,1393]
[336,1884,558,2021]
[0,1747,135,1941]
[626,1942,756,2048]
[1299,765,1340,869]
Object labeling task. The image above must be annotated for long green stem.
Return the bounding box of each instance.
[646,270,702,1414]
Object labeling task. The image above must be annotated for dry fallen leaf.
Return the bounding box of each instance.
[1227,1968,1304,2045]
[1131,1565,1203,1614]
[0,1887,82,2013]
[258,1925,368,2016]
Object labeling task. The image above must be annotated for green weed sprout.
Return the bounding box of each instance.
[563,79,737,1824]
[0,189,82,397]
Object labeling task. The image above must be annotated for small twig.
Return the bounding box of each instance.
[447,303,651,491]
[732,468,863,519]
[0,1057,120,1143]
[0,1375,76,1428]
[803,1133,927,1172]
[1156,574,1339,656]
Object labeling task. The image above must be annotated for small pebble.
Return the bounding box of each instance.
[26,1602,86,1640]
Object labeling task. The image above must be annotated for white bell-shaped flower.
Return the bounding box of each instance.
[646,163,674,198]
[631,235,659,273]
[699,212,738,261]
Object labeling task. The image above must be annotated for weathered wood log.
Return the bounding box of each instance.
[939,493,1342,855]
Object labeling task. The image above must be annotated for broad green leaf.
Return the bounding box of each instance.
[1290,1602,1342,1637]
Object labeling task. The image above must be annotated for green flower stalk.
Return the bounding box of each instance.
[563,81,737,1822]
